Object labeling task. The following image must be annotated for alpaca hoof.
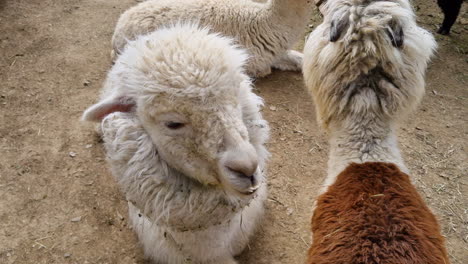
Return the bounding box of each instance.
[437,27,450,35]
[272,50,303,72]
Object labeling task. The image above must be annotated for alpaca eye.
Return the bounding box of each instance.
[165,121,185,130]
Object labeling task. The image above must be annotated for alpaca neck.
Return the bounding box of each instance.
[324,117,407,189]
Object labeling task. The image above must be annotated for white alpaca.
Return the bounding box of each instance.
[303,1,449,263]
[111,0,314,77]
[82,23,270,264]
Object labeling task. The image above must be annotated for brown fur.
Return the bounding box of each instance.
[308,162,449,264]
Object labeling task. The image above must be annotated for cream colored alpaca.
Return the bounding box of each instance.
[111,0,313,77]
[83,23,270,264]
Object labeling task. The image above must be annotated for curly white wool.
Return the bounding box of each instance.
[83,23,270,264]
[111,0,313,77]
[102,113,267,264]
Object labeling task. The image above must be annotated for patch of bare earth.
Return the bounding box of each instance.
[0,0,466,263]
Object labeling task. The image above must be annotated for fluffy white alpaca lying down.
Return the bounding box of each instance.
[82,23,270,264]
[111,0,314,77]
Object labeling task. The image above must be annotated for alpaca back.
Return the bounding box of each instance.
[309,162,449,264]
[304,0,436,129]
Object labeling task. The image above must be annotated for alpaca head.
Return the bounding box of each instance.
[83,24,264,196]
[304,0,436,130]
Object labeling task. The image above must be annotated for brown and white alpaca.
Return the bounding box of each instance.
[303,0,449,263]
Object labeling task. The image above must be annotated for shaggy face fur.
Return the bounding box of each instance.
[83,24,270,264]
[308,162,449,264]
[111,0,313,77]
[304,0,437,181]
[304,0,436,130]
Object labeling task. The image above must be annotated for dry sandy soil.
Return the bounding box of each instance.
[0,0,466,263]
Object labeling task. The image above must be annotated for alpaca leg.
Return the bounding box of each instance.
[272,50,303,72]
[437,0,463,35]
[248,64,272,78]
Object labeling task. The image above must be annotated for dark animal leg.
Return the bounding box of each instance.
[437,0,463,35]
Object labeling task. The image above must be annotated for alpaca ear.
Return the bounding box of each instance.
[330,14,350,42]
[387,21,404,48]
[82,96,136,122]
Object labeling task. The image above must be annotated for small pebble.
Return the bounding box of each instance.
[69,152,77,157]
[269,106,277,111]
[64,253,71,258]
[70,216,82,222]
[83,80,91,86]
[85,144,93,149]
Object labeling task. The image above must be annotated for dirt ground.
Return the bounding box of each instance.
[0,0,466,263]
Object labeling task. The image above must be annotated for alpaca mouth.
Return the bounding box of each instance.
[220,165,261,197]
[228,179,260,197]
[238,186,259,196]
[231,175,261,196]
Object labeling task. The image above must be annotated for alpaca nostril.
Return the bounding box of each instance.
[226,165,260,191]
[249,175,258,186]
[226,166,255,180]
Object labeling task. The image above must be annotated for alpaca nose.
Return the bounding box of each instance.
[222,129,260,192]
[225,158,258,181]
